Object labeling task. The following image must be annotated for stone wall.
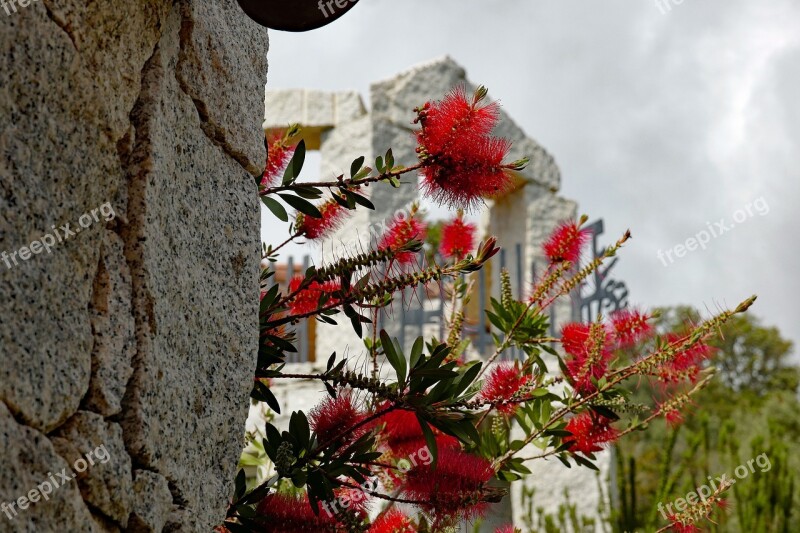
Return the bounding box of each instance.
[0,1,266,531]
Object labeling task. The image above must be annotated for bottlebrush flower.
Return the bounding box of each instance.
[666,516,701,533]
[611,308,654,348]
[563,412,619,455]
[287,276,341,316]
[479,363,533,416]
[368,510,415,533]
[495,526,518,533]
[378,214,427,264]
[657,334,715,384]
[402,448,493,519]
[256,492,340,532]
[543,220,591,264]
[416,86,516,210]
[296,198,349,240]
[562,322,614,394]
[439,212,477,260]
[262,130,296,188]
[378,408,458,457]
[309,391,369,449]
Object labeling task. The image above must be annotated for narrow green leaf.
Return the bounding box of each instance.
[350,156,365,178]
[278,194,323,218]
[261,195,288,222]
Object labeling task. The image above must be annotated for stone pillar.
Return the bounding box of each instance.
[0,1,266,531]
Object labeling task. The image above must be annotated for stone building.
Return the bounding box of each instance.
[262,57,610,530]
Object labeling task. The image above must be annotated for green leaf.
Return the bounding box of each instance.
[234,469,247,500]
[409,337,425,369]
[350,156,365,178]
[261,195,288,222]
[278,194,323,218]
[282,139,306,185]
[289,411,310,450]
[417,416,438,468]
[380,330,405,384]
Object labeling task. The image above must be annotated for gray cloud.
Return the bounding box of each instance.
[263,0,800,357]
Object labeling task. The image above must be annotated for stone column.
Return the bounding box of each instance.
[0,1,266,530]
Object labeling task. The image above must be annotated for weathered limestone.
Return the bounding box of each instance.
[1,1,266,530]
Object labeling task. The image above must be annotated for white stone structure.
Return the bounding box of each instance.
[263,57,609,530]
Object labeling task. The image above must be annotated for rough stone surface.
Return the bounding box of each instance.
[1,0,266,530]
[50,411,133,527]
[127,470,174,533]
[0,403,98,532]
[118,5,261,530]
[84,231,136,417]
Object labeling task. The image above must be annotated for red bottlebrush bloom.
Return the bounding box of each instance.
[402,448,493,520]
[663,407,684,428]
[439,213,477,260]
[262,130,296,188]
[297,198,349,240]
[666,517,700,533]
[378,408,459,457]
[416,87,515,210]
[562,322,614,394]
[309,391,369,449]
[378,214,427,264]
[256,492,340,532]
[287,275,341,316]
[657,334,715,384]
[368,510,415,533]
[495,526,517,533]
[543,221,591,264]
[563,412,619,455]
[611,308,654,348]
[479,363,532,416]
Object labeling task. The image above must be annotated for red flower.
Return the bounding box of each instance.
[479,363,532,416]
[262,130,296,188]
[378,214,426,264]
[611,309,654,348]
[297,198,349,240]
[543,221,591,264]
[378,409,458,457]
[563,412,619,455]
[402,448,493,519]
[439,214,477,260]
[663,407,684,428]
[666,516,700,533]
[416,86,515,210]
[495,526,517,533]
[309,391,369,449]
[256,492,340,532]
[288,276,341,316]
[562,322,614,394]
[368,510,415,533]
[657,334,715,384]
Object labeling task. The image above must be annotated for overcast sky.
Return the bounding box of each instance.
[263,0,800,357]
